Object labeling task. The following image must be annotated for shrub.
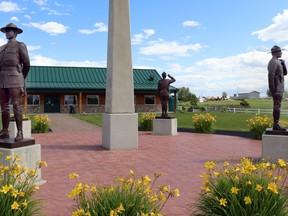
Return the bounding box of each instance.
[246,115,272,140]
[138,113,156,131]
[32,115,51,133]
[192,157,288,216]
[68,170,180,215]
[240,99,250,108]
[192,113,216,133]
[0,153,47,215]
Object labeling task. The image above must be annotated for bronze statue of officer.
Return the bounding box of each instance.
[268,45,287,131]
[0,23,30,141]
[157,72,176,117]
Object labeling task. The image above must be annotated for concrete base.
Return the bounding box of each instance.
[262,133,288,163]
[9,120,32,138]
[102,113,138,150]
[153,118,177,136]
[0,144,46,185]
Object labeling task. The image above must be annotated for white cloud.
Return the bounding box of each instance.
[78,22,108,35]
[27,45,41,51]
[0,38,6,46]
[170,50,272,97]
[132,29,155,45]
[11,16,19,22]
[24,15,32,19]
[94,22,108,32]
[139,39,202,57]
[40,7,70,16]
[54,2,62,7]
[27,22,69,35]
[30,54,106,67]
[252,9,288,42]
[0,1,21,12]
[182,20,200,27]
[78,29,96,35]
[161,56,176,61]
[33,0,47,6]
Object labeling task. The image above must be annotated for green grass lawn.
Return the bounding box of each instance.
[179,99,288,110]
[74,113,103,127]
[71,99,288,133]
[170,112,256,131]
[73,111,288,132]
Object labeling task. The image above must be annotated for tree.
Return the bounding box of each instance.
[178,87,193,102]
[222,92,227,99]
[190,93,199,106]
[240,99,250,108]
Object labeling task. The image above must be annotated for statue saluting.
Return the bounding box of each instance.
[157,72,176,117]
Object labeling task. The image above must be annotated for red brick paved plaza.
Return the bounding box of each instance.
[33,114,261,216]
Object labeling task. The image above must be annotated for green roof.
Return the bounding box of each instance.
[26,66,178,93]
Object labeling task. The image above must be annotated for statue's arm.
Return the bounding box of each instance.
[280,59,287,76]
[268,61,277,92]
[19,43,30,79]
[168,74,176,83]
[157,81,161,96]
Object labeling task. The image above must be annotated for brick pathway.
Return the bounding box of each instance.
[33,114,262,216]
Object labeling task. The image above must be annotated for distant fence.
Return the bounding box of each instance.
[179,105,288,115]
[225,108,288,115]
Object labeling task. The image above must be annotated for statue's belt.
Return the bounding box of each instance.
[0,66,20,71]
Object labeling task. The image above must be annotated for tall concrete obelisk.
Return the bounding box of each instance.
[102,0,138,150]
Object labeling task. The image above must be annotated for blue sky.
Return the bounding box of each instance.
[0,0,288,98]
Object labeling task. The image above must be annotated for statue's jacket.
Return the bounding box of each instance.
[0,40,30,88]
[268,56,286,93]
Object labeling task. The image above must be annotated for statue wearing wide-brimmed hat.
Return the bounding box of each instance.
[268,45,287,131]
[0,23,23,34]
[0,23,30,141]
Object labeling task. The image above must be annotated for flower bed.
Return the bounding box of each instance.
[192,157,288,215]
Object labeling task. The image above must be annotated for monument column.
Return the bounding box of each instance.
[102,0,138,150]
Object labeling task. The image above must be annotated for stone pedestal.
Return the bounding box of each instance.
[9,120,32,139]
[0,144,46,185]
[153,117,177,136]
[262,129,288,163]
[102,113,138,150]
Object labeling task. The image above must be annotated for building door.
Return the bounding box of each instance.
[44,95,60,113]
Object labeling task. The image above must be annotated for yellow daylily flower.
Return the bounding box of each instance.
[244,196,252,205]
[11,201,20,210]
[231,187,240,194]
[219,198,227,207]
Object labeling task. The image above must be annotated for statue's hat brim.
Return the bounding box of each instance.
[0,23,23,34]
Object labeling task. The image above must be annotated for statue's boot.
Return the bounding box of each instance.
[14,130,23,141]
[273,109,286,131]
[14,113,23,141]
[273,121,286,131]
[161,107,165,117]
[0,113,10,139]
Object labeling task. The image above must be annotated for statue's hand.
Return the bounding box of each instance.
[20,88,25,97]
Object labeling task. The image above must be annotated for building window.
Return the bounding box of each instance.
[27,95,40,105]
[144,95,155,105]
[87,95,99,105]
[65,95,77,105]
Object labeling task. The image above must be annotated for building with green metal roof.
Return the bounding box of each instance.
[25,66,178,114]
